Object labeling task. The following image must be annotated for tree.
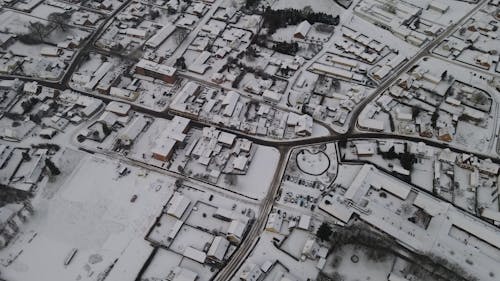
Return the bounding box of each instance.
[302,5,313,15]
[22,151,31,161]
[174,179,183,188]
[272,41,299,56]
[48,12,70,31]
[316,222,332,241]
[175,28,189,45]
[175,56,186,69]
[245,0,259,9]
[224,174,237,185]
[45,158,61,175]
[414,17,421,29]
[102,122,112,136]
[441,70,448,80]
[28,21,46,42]
[149,9,160,20]
[431,110,439,128]
[412,106,421,119]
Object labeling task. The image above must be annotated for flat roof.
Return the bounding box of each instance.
[183,246,206,263]
[136,59,176,76]
[167,193,191,219]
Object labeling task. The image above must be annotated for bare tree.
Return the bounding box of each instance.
[175,28,189,45]
[48,12,70,31]
[224,174,237,185]
[28,21,46,42]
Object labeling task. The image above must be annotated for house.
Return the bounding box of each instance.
[218,132,236,147]
[105,101,130,116]
[265,212,283,233]
[207,236,230,264]
[262,90,282,103]
[23,81,39,95]
[298,214,311,230]
[475,53,492,69]
[0,202,32,248]
[227,219,246,244]
[146,25,176,49]
[232,155,249,171]
[166,193,191,219]
[294,114,313,136]
[152,138,177,162]
[240,263,262,281]
[222,91,239,117]
[183,246,206,263]
[40,47,62,57]
[428,1,449,13]
[302,238,320,259]
[358,117,384,132]
[354,142,376,156]
[118,115,148,144]
[172,267,198,281]
[126,28,148,39]
[294,20,311,39]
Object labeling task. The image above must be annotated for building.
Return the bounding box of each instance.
[218,132,236,147]
[146,25,176,49]
[214,207,234,221]
[265,212,283,233]
[207,236,230,264]
[227,219,246,244]
[183,246,206,264]
[172,267,198,281]
[40,47,61,57]
[135,59,177,83]
[126,28,148,39]
[298,214,311,230]
[358,117,384,132]
[105,101,130,116]
[240,263,262,281]
[23,81,39,95]
[118,115,148,144]
[166,193,191,219]
[302,238,320,259]
[294,20,311,39]
[0,202,32,248]
[222,91,239,117]
[428,1,449,13]
[151,116,190,161]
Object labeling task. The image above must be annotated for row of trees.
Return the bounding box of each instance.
[262,7,339,34]
[272,41,299,56]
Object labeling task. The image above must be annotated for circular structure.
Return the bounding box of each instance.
[296,149,330,176]
[351,255,359,263]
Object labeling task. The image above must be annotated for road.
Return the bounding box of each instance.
[214,145,290,281]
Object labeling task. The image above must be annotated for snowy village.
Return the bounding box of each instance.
[0,1,500,281]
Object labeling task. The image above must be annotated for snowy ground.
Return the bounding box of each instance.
[0,154,175,281]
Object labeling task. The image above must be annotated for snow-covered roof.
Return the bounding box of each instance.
[294,20,311,37]
[218,132,236,146]
[136,59,176,77]
[105,101,131,116]
[207,236,229,261]
[228,219,246,238]
[166,193,191,219]
[172,267,198,281]
[183,246,206,263]
[298,214,311,230]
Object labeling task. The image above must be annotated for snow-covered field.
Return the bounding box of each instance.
[0,154,175,281]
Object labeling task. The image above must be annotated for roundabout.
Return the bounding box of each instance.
[296,148,331,176]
